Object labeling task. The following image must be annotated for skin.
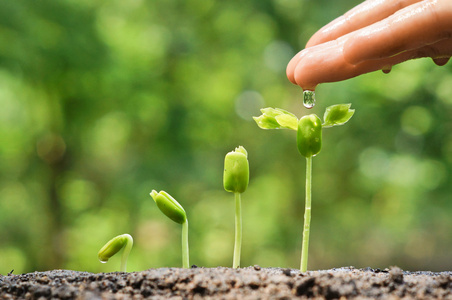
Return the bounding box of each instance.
[286,0,452,91]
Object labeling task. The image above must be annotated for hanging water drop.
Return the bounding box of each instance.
[432,57,450,66]
[382,65,392,74]
[303,90,316,109]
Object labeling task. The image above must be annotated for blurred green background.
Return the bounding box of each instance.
[1,0,451,274]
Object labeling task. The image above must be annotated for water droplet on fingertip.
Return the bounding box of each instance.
[303,90,316,109]
[382,66,392,74]
[432,57,450,66]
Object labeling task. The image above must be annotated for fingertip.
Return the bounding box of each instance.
[286,60,296,84]
[293,64,303,87]
[286,51,305,84]
[293,62,317,91]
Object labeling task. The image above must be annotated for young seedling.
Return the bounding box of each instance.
[150,190,189,268]
[98,233,133,272]
[254,104,354,272]
[223,146,249,268]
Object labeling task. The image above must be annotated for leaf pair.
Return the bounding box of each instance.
[254,103,355,272]
[253,104,355,131]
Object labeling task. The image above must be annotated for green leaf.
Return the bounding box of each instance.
[323,104,355,128]
[253,107,298,130]
[261,107,294,118]
[253,114,280,129]
[275,114,298,131]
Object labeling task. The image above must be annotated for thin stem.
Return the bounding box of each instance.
[120,234,133,272]
[182,220,190,268]
[233,192,242,268]
[301,156,312,272]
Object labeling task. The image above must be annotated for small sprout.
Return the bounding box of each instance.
[150,190,189,268]
[224,146,249,194]
[254,104,354,272]
[98,233,133,272]
[224,146,249,268]
[151,190,186,224]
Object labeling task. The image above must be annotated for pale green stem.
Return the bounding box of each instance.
[182,220,190,268]
[120,234,133,272]
[233,192,242,268]
[301,156,312,272]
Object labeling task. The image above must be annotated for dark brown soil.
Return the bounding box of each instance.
[1,266,451,299]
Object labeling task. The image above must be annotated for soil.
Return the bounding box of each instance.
[1,266,451,299]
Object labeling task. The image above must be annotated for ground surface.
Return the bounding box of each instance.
[0,266,451,299]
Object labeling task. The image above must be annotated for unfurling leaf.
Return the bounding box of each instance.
[322,104,355,128]
[253,108,298,131]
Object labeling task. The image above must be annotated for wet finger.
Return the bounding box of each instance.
[306,0,422,48]
[286,50,307,84]
[293,37,351,90]
[343,0,452,65]
[292,38,452,89]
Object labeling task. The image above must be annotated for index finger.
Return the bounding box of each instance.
[306,0,422,48]
[343,0,452,64]
[288,36,452,90]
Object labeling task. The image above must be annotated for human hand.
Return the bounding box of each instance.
[286,0,452,91]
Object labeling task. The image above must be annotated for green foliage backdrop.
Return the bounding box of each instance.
[0,0,451,273]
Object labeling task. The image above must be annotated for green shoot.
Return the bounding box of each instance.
[223,146,249,268]
[302,155,312,273]
[150,190,189,268]
[98,233,133,272]
[254,104,354,272]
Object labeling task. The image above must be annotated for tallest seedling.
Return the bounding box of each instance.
[224,146,249,268]
[254,104,354,272]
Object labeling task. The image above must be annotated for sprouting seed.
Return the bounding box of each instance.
[150,190,189,268]
[223,146,250,268]
[98,233,133,272]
